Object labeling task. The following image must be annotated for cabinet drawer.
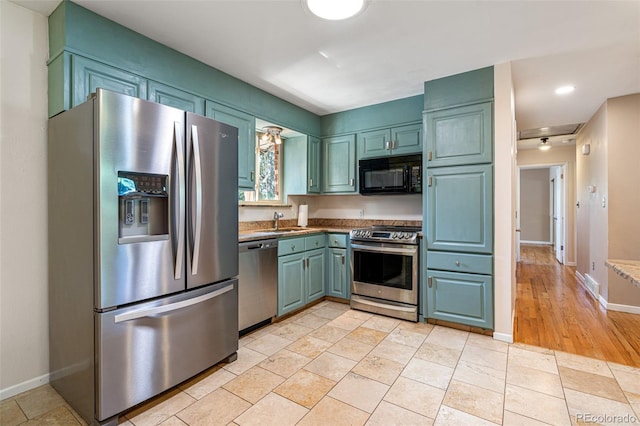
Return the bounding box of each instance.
[427,252,492,275]
[327,233,347,248]
[305,234,326,250]
[278,237,305,255]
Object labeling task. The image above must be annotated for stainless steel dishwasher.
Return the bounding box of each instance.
[238,238,278,332]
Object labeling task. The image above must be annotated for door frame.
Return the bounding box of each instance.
[517,162,567,264]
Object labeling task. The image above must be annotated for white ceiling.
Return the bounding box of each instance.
[12,0,640,139]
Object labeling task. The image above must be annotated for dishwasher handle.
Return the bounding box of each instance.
[239,239,278,253]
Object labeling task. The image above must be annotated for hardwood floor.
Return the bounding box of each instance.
[514,244,640,367]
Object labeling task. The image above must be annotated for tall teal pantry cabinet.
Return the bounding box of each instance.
[422,67,495,329]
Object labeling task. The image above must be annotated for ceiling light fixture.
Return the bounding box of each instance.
[555,85,575,95]
[305,0,365,20]
[538,137,551,151]
[260,126,283,146]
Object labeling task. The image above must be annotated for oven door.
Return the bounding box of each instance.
[350,241,418,304]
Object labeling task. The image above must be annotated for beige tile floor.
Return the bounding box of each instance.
[3,300,640,425]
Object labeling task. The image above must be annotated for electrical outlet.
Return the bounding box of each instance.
[359,209,364,218]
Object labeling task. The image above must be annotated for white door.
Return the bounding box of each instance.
[552,166,565,264]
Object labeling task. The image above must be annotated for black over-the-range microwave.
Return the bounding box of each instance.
[359,154,422,195]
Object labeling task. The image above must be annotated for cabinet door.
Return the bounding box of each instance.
[425,270,493,329]
[326,247,347,299]
[426,164,493,253]
[306,248,326,302]
[322,135,356,193]
[391,123,422,156]
[206,102,256,190]
[148,81,204,115]
[72,56,147,107]
[357,128,391,160]
[277,254,305,316]
[308,136,321,193]
[424,102,492,167]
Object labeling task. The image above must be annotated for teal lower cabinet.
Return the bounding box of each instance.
[326,233,349,299]
[306,248,326,303]
[424,269,493,329]
[277,235,326,316]
[278,253,306,315]
[326,247,348,298]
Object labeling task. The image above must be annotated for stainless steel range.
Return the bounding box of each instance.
[350,225,420,321]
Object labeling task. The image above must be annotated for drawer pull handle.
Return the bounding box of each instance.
[428,277,433,288]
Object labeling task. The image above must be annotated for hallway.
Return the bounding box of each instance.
[514,244,640,367]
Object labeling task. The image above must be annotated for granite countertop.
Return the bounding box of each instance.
[239,226,353,243]
[605,259,640,288]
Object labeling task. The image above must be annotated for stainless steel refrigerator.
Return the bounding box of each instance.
[48,89,239,425]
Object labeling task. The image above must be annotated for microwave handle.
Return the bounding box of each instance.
[404,166,410,191]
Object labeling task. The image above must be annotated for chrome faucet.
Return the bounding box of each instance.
[273,211,284,230]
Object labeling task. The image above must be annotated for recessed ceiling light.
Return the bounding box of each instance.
[305,0,366,20]
[555,85,575,95]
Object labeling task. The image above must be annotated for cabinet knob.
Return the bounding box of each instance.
[350,178,355,186]
[291,245,295,251]
[341,255,345,264]
[455,260,460,266]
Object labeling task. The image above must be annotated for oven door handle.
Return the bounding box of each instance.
[350,242,417,255]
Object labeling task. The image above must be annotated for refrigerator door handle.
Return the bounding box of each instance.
[113,283,234,323]
[190,125,203,276]
[174,122,186,280]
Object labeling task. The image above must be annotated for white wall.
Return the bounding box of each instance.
[493,62,517,343]
[517,145,577,265]
[0,1,50,397]
[576,102,609,299]
[239,194,422,223]
[520,168,551,243]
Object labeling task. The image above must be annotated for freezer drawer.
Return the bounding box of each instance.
[95,280,238,421]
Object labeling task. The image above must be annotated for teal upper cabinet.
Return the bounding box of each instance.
[206,101,256,190]
[283,136,321,196]
[426,164,493,253]
[72,56,147,107]
[148,81,204,115]
[308,137,321,193]
[424,102,493,167]
[424,66,494,111]
[322,135,356,193]
[392,123,423,156]
[357,123,422,160]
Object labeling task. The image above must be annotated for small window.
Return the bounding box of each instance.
[239,131,282,202]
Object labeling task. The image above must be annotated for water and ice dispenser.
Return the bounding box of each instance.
[117,172,169,242]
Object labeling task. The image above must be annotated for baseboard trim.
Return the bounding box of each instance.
[0,372,50,400]
[493,332,514,343]
[607,303,640,315]
[520,240,552,246]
